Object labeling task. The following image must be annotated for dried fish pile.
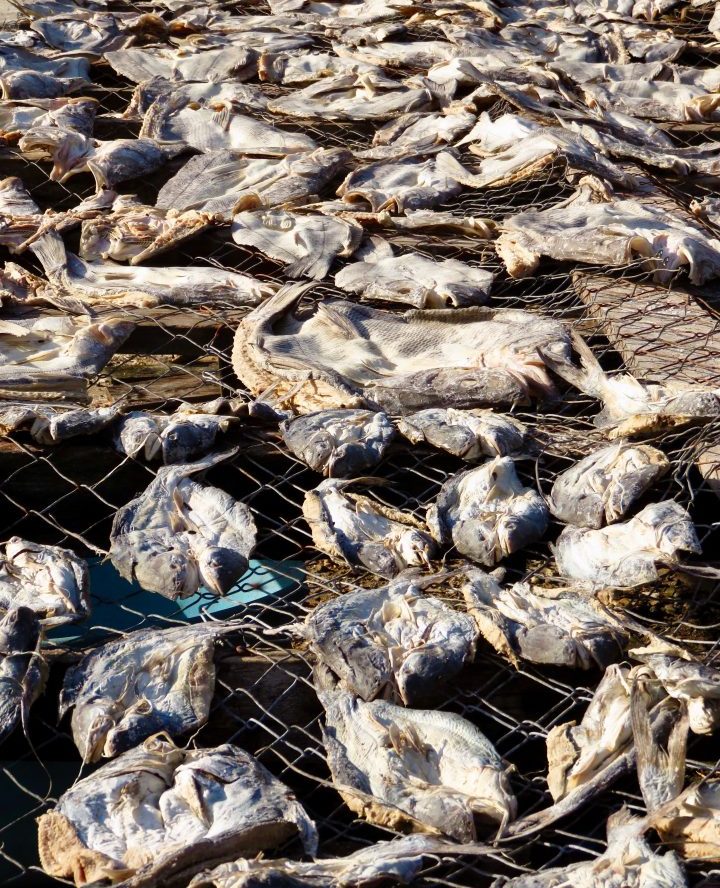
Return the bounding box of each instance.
[1,0,720,886]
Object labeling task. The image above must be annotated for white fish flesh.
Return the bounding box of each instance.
[232,209,363,279]
[316,666,516,840]
[38,737,318,887]
[335,250,494,308]
[398,408,528,460]
[298,573,477,703]
[303,479,436,577]
[232,285,581,414]
[106,45,258,83]
[357,108,476,160]
[549,442,670,528]
[50,136,168,189]
[281,408,395,477]
[0,71,87,100]
[259,50,378,85]
[0,537,89,626]
[554,501,701,589]
[427,457,548,566]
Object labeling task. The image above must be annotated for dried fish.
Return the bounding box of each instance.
[398,408,528,460]
[106,45,258,83]
[427,458,548,566]
[0,607,45,746]
[303,478,436,578]
[463,569,630,669]
[357,108,476,160]
[0,71,87,100]
[554,501,701,589]
[233,285,582,414]
[232,209,363,279]
[31,11,164,55]
[110,451,257,599]
[38,737,318,887]
[0,538,89,626]
[549,442,669,528]
[0,402,120,444]
[50,136,168,189]
[259,50,378,85]
[281,409,395,477]
[297,573,476,703]
[59,622,238,761]
[316,665,516,840]
[114,410,236,464]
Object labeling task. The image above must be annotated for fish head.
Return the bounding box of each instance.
[397,529,435,570]
[196,546,247,597]
[160,419,216,465]
[116,415,162,461]
[72,701,115,763]
[131,540,199,600]
[49,131,93,183]
[0,605,40,650]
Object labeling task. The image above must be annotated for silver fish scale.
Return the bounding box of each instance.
[0,1,719,887]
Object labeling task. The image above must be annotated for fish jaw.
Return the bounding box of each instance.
[195,546,248,597]
[71,702,116,763]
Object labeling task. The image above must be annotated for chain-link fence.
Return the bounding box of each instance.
[1,0,720,885]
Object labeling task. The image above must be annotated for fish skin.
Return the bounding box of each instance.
[299,573,477,704]
[188,834,436,888]
[59,622,237,761]
[232,209,363,279]
[0,606,45,746]
[114,411,235,464]
[316,666,516,841]
[0,71,87,101]
[50,136,168,189]
[258,49,378,85]
[37,737,318,888]
[106,45,259,84]
[0,403,120,444]
[303,479,436,578]
[553,501,701,590]
[109,451,257,600]
[281,409,395,477]
[397,408,528,460]
[463,569,629,670]
[427,458,548,566]
[334,251,494,309]
[233,286,581,415]
[0,538,90,627]
[549,442,670,528]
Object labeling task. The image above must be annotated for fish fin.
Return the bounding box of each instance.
[29,230,67,279]
[314,302,361,340]
[284,253,330,281]
[211,104,233,132]
[537,329,608,399]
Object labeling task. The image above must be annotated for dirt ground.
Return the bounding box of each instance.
[0,0,16,23]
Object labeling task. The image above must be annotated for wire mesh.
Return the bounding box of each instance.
[1,0,720,886]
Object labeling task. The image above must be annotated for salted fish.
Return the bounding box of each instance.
[122,77,269,122]
[492,808,687,886]
[189,835,435,888]
[463,569,630,669]
[0,402,119,444]
[232,209,363,279]
[0,607,45,746]
[303,479,435,578]
[0,176,41,250]
[582,79,720,122]
[427,458,548,566]
[59,622,239,761]
[316,666,516,840]
[0,71,87,100]
[333,39,460,69]
[16,96,98,162]
[281,409,395,477]
[398,408,527,460]
[0,538,89,626]
[30,11,164,55]
[337,153,462,212]
[114,410,236,465]
[0,45,89,80]
[141,90,317,156]
[554,501,701,589]
[549,442,669,528]
[110,451,256,600]
[298,573,476,703]
[497,189,720,284]
[267,72,432,122]
[259,50,378,85]
[335,249,494,308]
[49,136,168,189]
[232,286,580,414]
[80,203,219,265]
[38,737,318,888]
[0,311,133,402]
[106,45,258,83]
[157,147,352,220]
[357,109,476,161]
[31,230,275,309]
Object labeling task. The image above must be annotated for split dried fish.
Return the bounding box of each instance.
[398,408,528,460]
[357,108,476,160]
[549,442,669,528]
[233,285,582,414]
[335,249,494,308]
[110,451,257,599]
[232,208,363,279]
[0,537,89,626]
[303,478,436,578]
[59,622,238,761]
[106,45,259,83]
[38,737,318,887]
[554,501,701,589]
[427,457,548,566]
[281,408,395,477]
[463,569,630,669]
[50,136,168,189]
[259,49,378,85]
[297,573,476,703]
[316,666,516,840]
[0,607,45,746]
